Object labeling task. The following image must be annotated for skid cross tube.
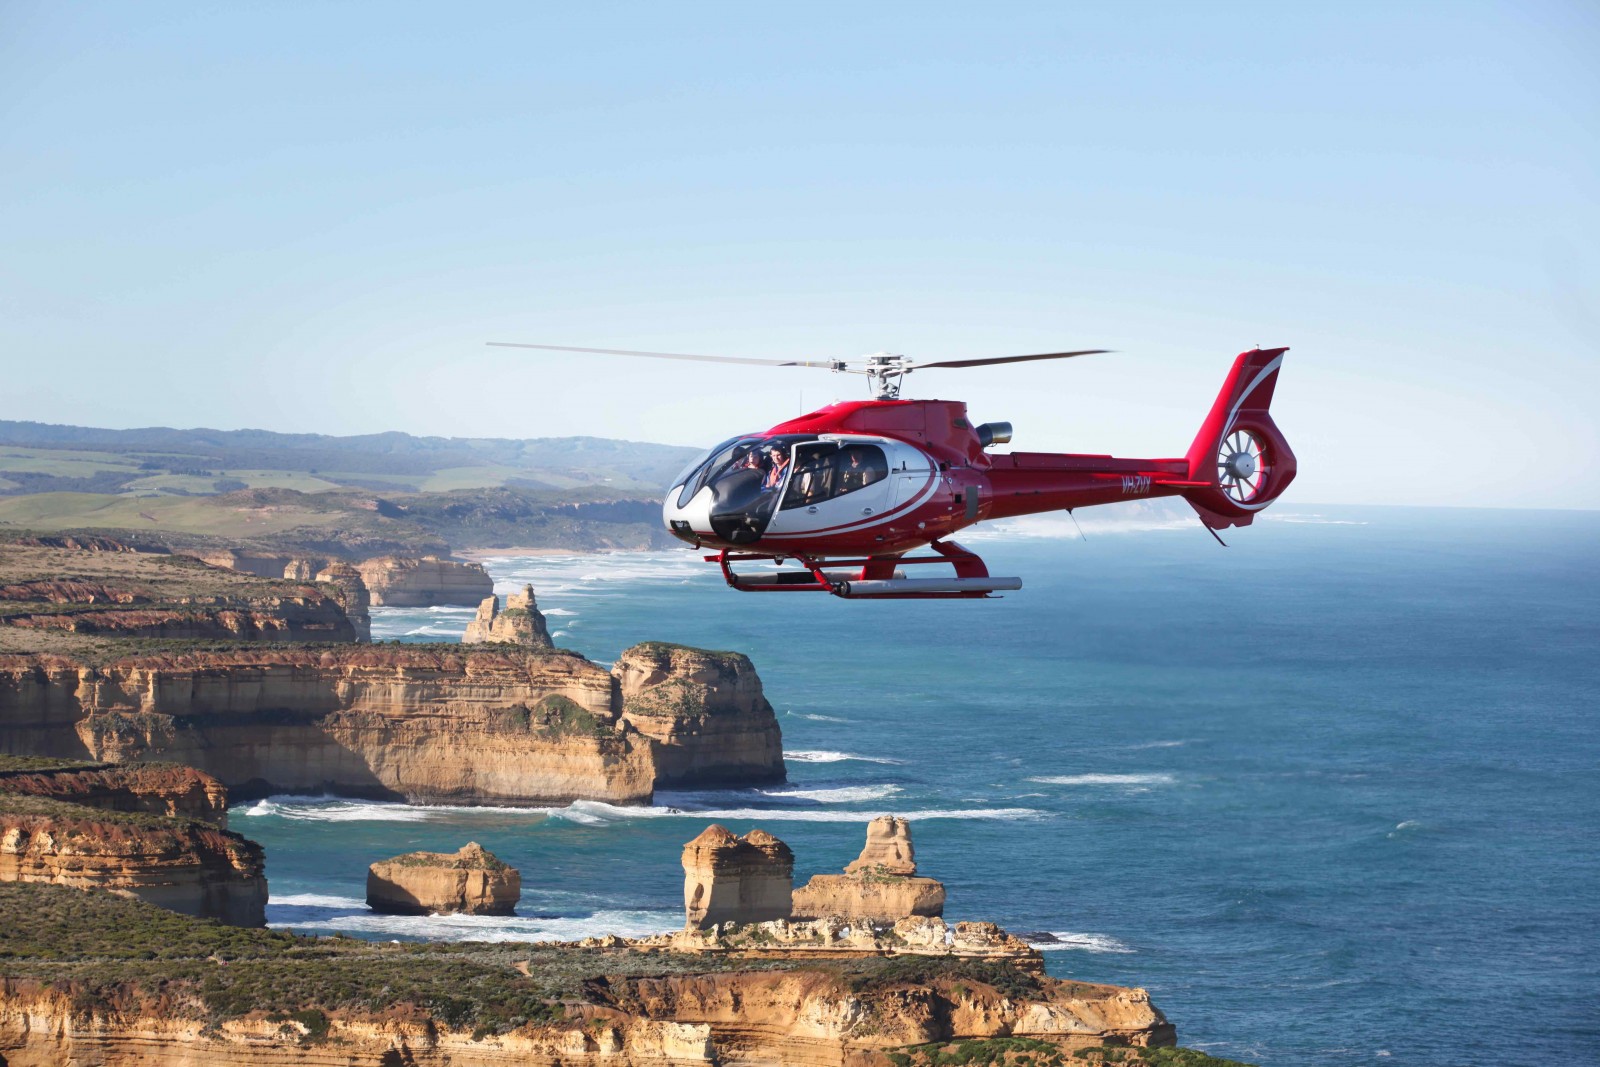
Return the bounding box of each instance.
[708,540,1012,599]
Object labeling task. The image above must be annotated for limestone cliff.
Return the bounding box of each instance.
[463,585,552,648]
[356,555,494,606]
[792,816,947,922]
[0,883,1194,1066]
[615,642,785,787]
[0,646,653,805]
[0,796,265,926]
[367,842,520,915]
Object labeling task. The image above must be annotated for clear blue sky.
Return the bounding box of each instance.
[2,2,1595,507]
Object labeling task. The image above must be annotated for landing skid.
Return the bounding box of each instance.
[709,540,1022,600]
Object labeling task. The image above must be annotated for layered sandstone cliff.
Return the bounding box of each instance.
[0,797,265,926]
[356,555,493,606]
[792,816,947,922]
[616,643,784,787]
[463,585,552,648]
[367,841,521,915]
[0,646,652,805]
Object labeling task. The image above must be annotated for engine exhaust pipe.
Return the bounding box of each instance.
[976,421,1013,448]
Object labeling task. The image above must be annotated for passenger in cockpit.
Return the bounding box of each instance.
[762,446,790,491]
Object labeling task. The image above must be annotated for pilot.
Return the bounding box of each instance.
[761,446,790,490]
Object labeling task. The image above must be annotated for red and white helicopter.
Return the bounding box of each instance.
[489,342,1297,599]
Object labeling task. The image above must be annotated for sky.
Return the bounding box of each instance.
[1,2,1596,508]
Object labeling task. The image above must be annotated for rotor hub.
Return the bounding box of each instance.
[1223,450,1257,480]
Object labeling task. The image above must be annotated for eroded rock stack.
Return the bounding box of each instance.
[463,585,553,649]
[791,816,946,922]
[617,643,785,787]
[682,824,793,928]
[356,556,493,607]
[367,842,520,915]
[314,562,371,642]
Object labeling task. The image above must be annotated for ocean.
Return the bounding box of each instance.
[238,504,1600,1066]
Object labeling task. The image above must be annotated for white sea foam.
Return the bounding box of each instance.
[271,908,680,943]
[787,712,851,723]
[785,749,907,765]
[1027,773,1175,786]
[1127,740,1187,750]
[554,800,1040,824]
[236,793,1036,825]
[1387,820,1422,839]
[1028,931,1135,954]
[542,608,579,616]
[270,893,368,909]
[760,784,902,804]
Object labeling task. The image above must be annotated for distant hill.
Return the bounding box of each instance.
[0,420,703,497]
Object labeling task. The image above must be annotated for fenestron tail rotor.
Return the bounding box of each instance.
[485,342,1110,399]
[1217,428,1268,504]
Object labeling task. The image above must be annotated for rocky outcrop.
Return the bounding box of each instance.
[463,585,552,649]
[313,562,371,642]
[792,816,946,922]
[356,555,493,606]
[0,646,653,805]
[638,914,1040,967]
[616,643,784,787]
[367,842,521,915]
[682,824,793,928]
[0,797,265,926]
[0,760,229,826]
[847,814,917,875]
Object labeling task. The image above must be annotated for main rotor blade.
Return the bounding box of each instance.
[486,341,852,370]
[913,349,1110,370]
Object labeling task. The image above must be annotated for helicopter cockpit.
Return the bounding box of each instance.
[668,434,893,546]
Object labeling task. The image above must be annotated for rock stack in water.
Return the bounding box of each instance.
[462,585,552,649]
[366,842,520,916]
[682,825,793,928]
[790,816,945,922]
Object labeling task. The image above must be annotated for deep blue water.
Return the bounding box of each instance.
[239,505,1600,1066]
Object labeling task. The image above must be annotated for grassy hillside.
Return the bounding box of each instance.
[0,421,702,497]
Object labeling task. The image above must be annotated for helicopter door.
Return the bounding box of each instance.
[887,443,937,511]
[765,441,894,535]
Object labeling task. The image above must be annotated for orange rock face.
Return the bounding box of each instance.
[462,586,552,648]
[355,556,493,607]
[0,801,265,926]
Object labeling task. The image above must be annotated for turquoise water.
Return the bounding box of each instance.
[239,506,1600,1065]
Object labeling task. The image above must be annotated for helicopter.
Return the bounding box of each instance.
[487,341,1297,599]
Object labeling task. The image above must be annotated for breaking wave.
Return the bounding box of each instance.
[759,784,901,804]
[1027,931,1135,954]
[785,750,906,765]
[270,893,367,909]
[1027,773,1176,786]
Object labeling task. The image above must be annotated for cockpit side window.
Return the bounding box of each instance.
[780,442,888,510]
